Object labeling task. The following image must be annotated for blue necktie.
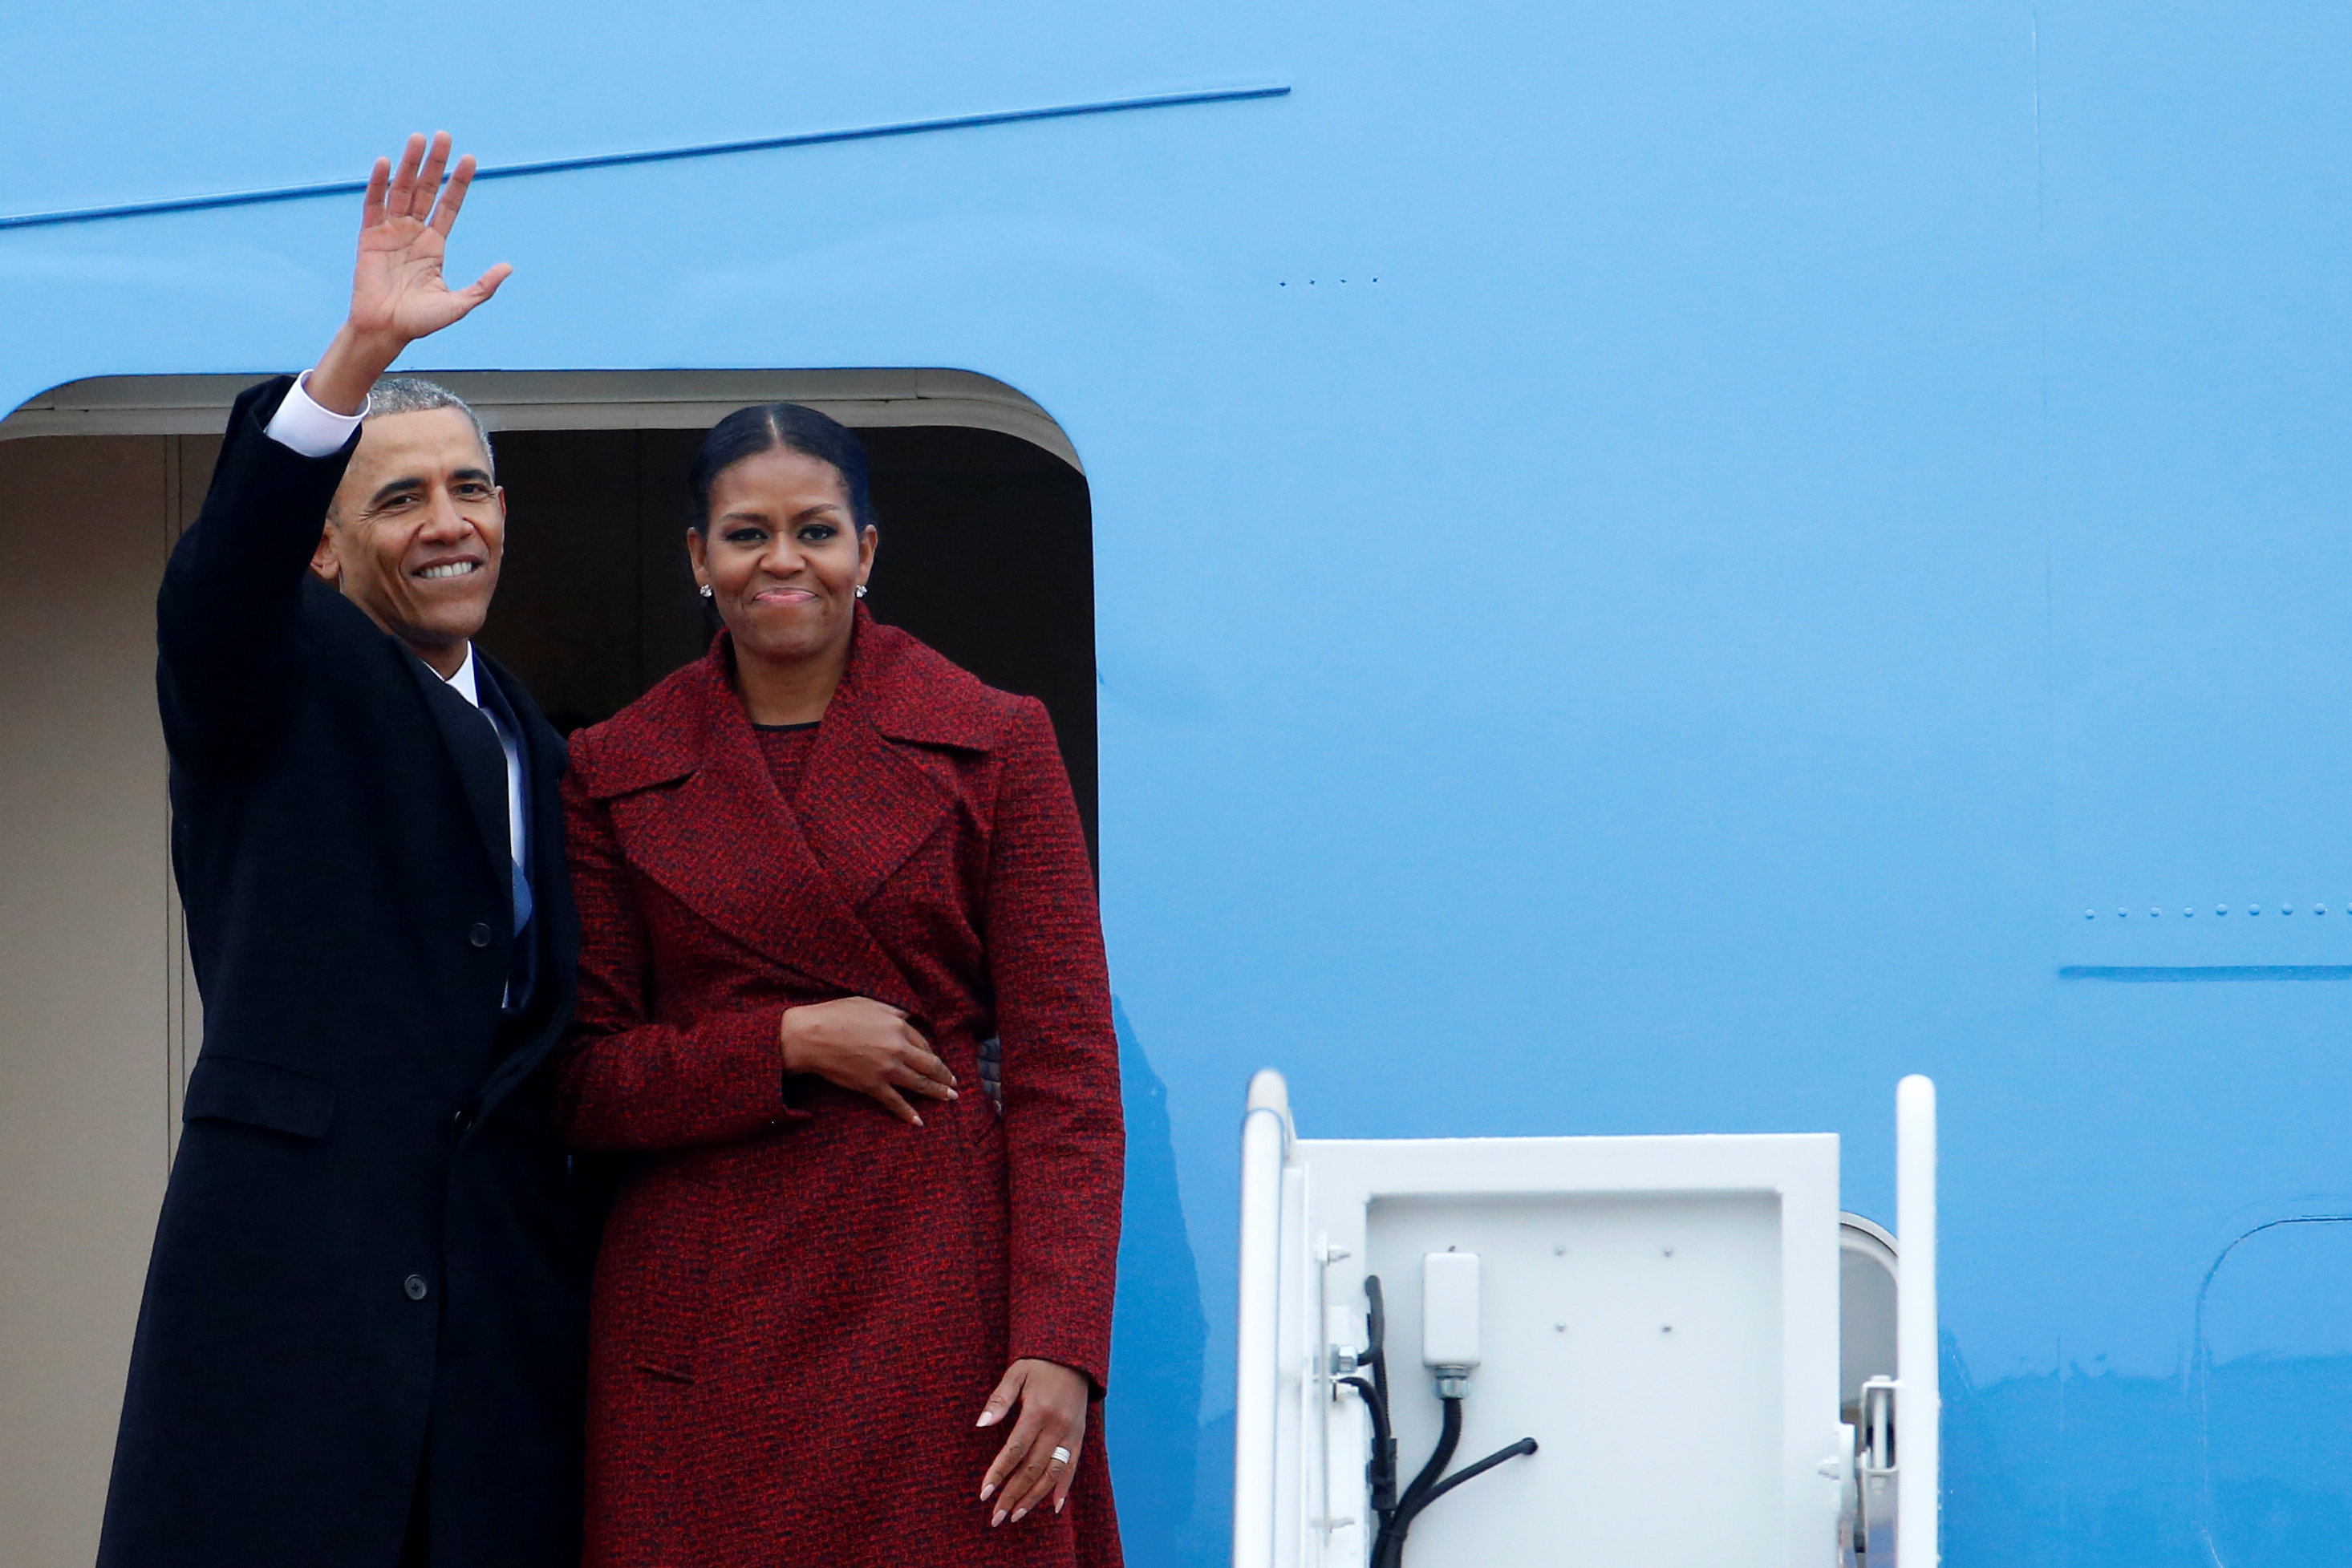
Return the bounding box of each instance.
[476,703,533,935]
[510,853,533,934]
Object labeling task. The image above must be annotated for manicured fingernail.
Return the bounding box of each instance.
[1012,1508,1029,1523]
[976,1411,999,1428]
[1056,1497,1065,1514]
[991,1509,1007,1528]
[947,1088,960,1098]
[912,1116,924,1127]
[979,1483,996,1502]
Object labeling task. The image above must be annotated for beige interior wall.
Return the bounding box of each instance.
[0,433,208,1566]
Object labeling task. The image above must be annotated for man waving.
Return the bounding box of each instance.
[99,133,588,1568]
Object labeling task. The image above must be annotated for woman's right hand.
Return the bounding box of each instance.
[779,997,959,1126]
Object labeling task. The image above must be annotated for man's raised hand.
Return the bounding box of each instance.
[310,132,510,415]
[354,132,509,343]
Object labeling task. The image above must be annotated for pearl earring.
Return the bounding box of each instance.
[699,585,713,598]
[854,585,868,598]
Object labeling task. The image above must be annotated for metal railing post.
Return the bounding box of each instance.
[1234,1069,1293,1568]
[1896,1075,1938,1567]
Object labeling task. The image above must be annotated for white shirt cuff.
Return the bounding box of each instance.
[262,371,367,459]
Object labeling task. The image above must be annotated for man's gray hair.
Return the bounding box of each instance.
[365,375,494,478]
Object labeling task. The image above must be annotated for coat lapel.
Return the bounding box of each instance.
[587,617,1019,1017]
[598,648,925,1013]
[794,634,963,912]
[400,650,512,904]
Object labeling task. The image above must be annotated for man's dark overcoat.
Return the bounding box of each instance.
[98,376,590,1568]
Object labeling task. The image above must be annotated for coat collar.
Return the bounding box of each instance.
[581,610,1016,1010]
[582,607,1012,797]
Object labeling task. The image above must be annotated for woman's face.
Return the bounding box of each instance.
[688,446,876,671]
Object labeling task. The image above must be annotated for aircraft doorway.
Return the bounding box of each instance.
[0,367,1093,1564]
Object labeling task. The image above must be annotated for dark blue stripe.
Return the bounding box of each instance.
[0,84,1291,233]
[2058,965,2352,982]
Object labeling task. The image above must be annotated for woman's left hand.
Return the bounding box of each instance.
[975,1358,1091,1526]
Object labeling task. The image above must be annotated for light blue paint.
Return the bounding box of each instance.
[9,1,2352,1558]
[1106,1001,1211,1566]
[1947,1216,2352,1563]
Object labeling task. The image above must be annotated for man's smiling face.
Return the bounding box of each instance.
[311,406,505,675]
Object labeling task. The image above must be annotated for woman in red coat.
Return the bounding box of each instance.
[555,403,1125,1566]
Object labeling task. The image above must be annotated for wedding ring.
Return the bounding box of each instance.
[1050,1447,1072,1467]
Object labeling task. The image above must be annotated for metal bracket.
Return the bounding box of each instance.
[1857,1377,1898,1562]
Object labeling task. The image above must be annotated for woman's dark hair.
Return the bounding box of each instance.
[688,403,878,535]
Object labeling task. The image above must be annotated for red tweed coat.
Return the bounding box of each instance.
[556,614,1125,1567]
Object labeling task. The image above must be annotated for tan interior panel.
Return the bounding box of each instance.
[0,433,187,1565]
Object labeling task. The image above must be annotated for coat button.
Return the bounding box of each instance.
[468,922,493,948]
[451,1106,475,1134]
[403,1274,429,1301]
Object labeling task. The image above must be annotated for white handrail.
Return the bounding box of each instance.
[1233,1069,1293,1568]
[1896,1075,1939,1567]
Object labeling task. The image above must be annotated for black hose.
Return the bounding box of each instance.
[1398,1396,1462,1517]
[1372,1396,1459,1568]
[1394,1436,1540,1525]
[1355,1274,1535,1565]
[1336,1376,1392,1473]
[1362,1278,1397,1515]
[1369,1384,1537,1566]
